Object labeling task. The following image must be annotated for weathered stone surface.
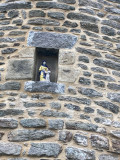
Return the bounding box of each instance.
[0,32,4,37]
[59,131,72,143]
[107,83,120,91]
[9,31,26,36]
[65,147,95,160]
[0,132,4,140]
[74,133,88,146]
[58,67,79,82]
[91,134,109,150]
[6,59,34,80]
[0,109,24,117]
[78,87,103,97]
[91,67,107,74]
[110,130,120,139]
[84,107,94,113]
[0,26,18,31]
[50,102,61,110]
[59,50,75,65]
[94,117,112,126]
[66,121,98,132]
[20,119,46,128]
[79,0,103,9]
[0,118,18,128]
[107,0,120,3]
[112,121,120,128]
[101,26,116,36]
[99,154,119,160]
[107,93,120,103]
[58,96,91,105]
[0,103,6,109]
[25,81,65,94]
[76,47,101,57]
[63,20,78,28]
[97,109,113,118]
[79,77,91,85]
[36,2,75,10]
[0,1,31,12]
[0,82,20,90]
[107,15,120,23]
[102,20,120,30]
[112,139,120,153]
[67,12,99,23]
[28,143,62,157]
[40,109,71,118]
[64,103,80,111]
[68,86,77,95]
[94,101,119,114]
[79,8,95,15]
[24,102,45,108]
[27,31,77,49]
[8,130,55,142]
[83,72,92,77]
[48,119,64,130]
[93,80,105,88]
[29,10,45,18]
[28,18,60,26]
[94,74,115,82]
[12,19,23,25]
[93,59,120,71]
[78,56,89,63]
[48,12,65,20]
[1,48,17,54]
[0,143,22,155]
[18,47,35,58]
[70,29,81,33]
[80,22,99,33]
[54,27,68,32]
[58,0,76,4]
[84,31,99,38]
[105,54,120,63]
[80,114,90,121]
[8,10,19,18]
[31,94,53,100]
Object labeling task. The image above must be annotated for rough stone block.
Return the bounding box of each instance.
[18,47,35,58]
[0,143,22,155]
[50,102,61,110]
[24,102,45,108]
[78,87,103,97]
[20,119,46,128]
[110,130,120,139]
[94,117,112,126]
[99,154,119,160]
[64,103,80,111]
[74,133,88,146]
[6,59,34,80]
[48,12,65,20]
[59,50,75,65]
[29,10,46,18]
[66,147,95,160]
[48,119,64,130]
[66,121,98,132]
[94,101,119,114]
[107,93,120,103]
[28,143,62,157]
[101,26,116,36]
[112,139,120,153]
[80,22,99,33]
[1,48,17,54]
[0,118,18,128]
[91,134,109,150]
[24,81,65,94]
[107,83,120,91]
[59,131,72,143]
[8,129,55,142]
[27,31,77,49]
[0,82,20,91]
[0,1,31,12]
[0,109,24,117]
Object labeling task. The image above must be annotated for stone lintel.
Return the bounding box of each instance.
[24,81,65,94]
[27,31,78,49]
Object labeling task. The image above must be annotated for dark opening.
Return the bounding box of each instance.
[34,48,59,82]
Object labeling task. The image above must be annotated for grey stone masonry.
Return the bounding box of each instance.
[28,143,62,157]
[66,147,95,160]
[24,81,65,94]
[0,143,22,156]
[0,118,18,128]
[27,31,77,49]
[0,82,21,90]
[20,119,46,128]
[6,59,34,80]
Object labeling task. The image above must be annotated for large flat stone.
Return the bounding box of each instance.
[0,143,22,156]
[6,59,34,80]
[28,143,62,157]
[24,81,65,94]
[27,31,77,49]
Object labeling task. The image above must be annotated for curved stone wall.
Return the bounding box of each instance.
[0,0,120,159]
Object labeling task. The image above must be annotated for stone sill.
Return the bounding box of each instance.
[24,81,65,94]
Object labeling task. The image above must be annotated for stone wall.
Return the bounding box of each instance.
[0,0,120,159]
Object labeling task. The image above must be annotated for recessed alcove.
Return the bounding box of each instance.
[34,48,59,82]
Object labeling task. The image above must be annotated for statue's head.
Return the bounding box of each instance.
[42,61,46,66]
